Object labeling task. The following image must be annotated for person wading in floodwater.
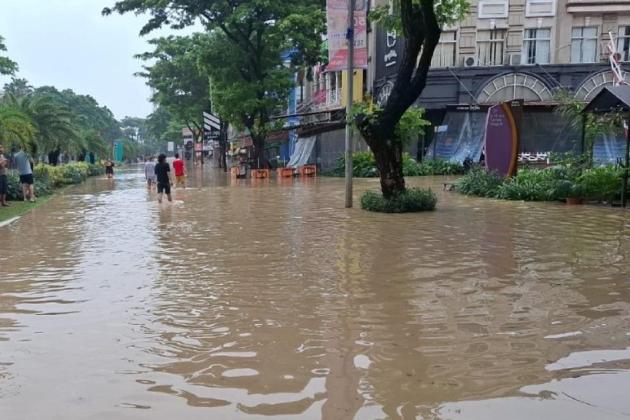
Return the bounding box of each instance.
[104,160,115,179]
[144,156,156,190]
[154,154,172,203]
[172,153,185,189]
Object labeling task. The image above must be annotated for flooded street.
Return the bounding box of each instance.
[1,166,630,419]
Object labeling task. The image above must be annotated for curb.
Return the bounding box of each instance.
[0,216,21,228]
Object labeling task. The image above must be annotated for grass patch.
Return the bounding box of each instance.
[0,196,51,224]
[361,188,437,213]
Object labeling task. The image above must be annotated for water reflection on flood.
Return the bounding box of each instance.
[1,166,630,419]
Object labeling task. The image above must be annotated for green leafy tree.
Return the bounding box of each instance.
[356,0,468,199]
[3,78,33,98]
[0,104,36,150]
[6,94,82,165]
[104,0,325,168]
[0,35,18,76]
[120,116,148,143]
[135,35,210,145]
[32,86,121,160]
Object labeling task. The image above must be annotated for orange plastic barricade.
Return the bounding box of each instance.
[277,167,295,178]
[298,164,317,177]
[251,169,270,179]
[230,167,239,177]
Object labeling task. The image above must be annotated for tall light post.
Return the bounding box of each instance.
[344,0,355,208]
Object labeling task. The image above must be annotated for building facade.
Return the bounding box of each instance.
[290,1,630,169]
[367,0,630,163]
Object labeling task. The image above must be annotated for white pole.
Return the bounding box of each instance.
[344,0,355,208]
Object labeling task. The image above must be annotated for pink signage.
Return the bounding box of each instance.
[326,0,368,71]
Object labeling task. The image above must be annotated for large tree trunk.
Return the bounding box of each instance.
[48,149,61,166]
[370,139,405,198]
[356,0,441,199]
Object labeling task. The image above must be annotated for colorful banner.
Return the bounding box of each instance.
[326,0,368,71]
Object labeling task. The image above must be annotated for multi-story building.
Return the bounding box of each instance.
[290,1,630,170]
[370,0,630,163]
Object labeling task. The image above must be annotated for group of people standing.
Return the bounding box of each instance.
[0,145,36,206]
[143,153,185,203]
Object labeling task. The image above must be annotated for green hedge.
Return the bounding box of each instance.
[5,162,104,200]
[331,152,464,178]
[361,188,437,213]
[455,165,624,203]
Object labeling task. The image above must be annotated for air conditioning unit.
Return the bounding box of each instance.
[508,54,521,66]
[462,55,477,67]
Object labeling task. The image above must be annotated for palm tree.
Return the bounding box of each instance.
[6,94,81,165]
[0,104,36,150]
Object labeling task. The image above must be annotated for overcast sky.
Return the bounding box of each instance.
[0,0,192,120]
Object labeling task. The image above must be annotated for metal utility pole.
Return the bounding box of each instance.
[344,0,355,208]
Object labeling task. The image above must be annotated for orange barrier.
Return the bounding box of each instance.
[251,169,270,179]
[277,167,295,178]
[298,164,317,177]
[230,167,239,177]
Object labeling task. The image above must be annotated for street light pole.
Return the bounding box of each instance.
[344,0,355,208]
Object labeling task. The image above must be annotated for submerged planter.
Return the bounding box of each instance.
[277,167,295,178]
[299,164,317,177]
[251,169,270,179]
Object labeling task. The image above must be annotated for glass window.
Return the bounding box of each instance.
[523,28,551,64]
[431,31,457,68]
[477,29,506,66]
[571,26,598,63]
[618,26,630,62]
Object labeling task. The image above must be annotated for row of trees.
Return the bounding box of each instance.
[104,0,325,170]
[0,35,172,163]
[104,0,468,199]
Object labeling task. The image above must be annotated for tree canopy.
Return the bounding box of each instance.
[135,35,210,137]
[0,35,18,76]
[104,0,325,167]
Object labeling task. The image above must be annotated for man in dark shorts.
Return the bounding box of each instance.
[14,147,35,202]
[105,160,115,179]
[0,145,9,206]
[154,154,172,203]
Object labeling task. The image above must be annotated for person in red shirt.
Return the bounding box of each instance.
[172,153,186,188]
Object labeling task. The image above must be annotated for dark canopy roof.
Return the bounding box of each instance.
[583,85,630,114]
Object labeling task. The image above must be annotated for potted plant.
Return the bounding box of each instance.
[566,183,585,205]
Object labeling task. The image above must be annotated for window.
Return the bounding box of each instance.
[477,29,506,66]
[618,26,630,62]
[478,0,508,18]
[432,31,457,67]
[523,28,551,64]
[525,0,555,17]
[571,27,598,63]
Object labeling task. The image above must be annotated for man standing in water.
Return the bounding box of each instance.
[154,154,172,203]
[144,156,156,190]
[172,153,185,188]
[0,145,9,207]
[14,147,35,202]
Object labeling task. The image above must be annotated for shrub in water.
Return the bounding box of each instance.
[333,151,463,178]
[361,188,437,213]
[578,166,622,202]
[454,168,503,197]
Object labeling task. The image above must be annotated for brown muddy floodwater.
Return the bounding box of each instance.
[1,166,630,420]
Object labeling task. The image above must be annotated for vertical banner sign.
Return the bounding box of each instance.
[484,102,520,177]
[326,0,368,71]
